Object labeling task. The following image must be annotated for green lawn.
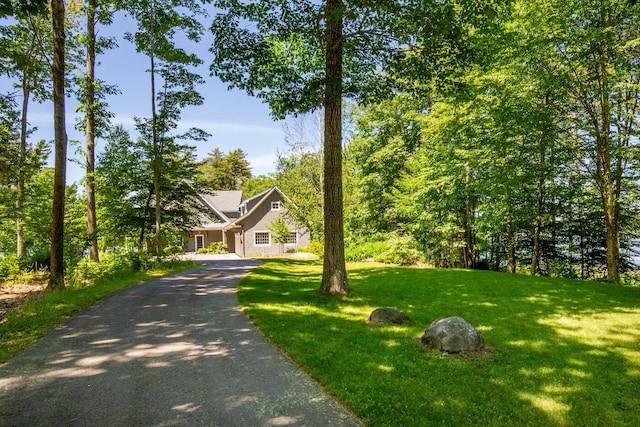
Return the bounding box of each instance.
[238,259,640,426]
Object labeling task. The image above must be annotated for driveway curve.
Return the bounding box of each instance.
[0,259,361,426]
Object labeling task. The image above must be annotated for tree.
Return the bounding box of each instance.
[198,148,252,190]
[268,215,291,255]
[0,10,52,258]
[241,174,276,198]
[0,0,48,17]
[121,0,209,255]
[96,125,206,251]
[275,112,324,241]
[519,0,640,282]
[210,0,428,294]
[75,0,118,262]
[49,0,68,290]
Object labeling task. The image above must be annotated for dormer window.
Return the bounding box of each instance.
[271,201,280,211]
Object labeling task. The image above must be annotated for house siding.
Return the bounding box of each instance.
[185,187,310,257]
[241,192,310,256]
[186,230,224,252]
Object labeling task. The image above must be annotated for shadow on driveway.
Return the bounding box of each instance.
[0,259,361,426]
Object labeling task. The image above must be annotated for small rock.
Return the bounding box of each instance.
[368,307,411,324]
[421,316,484,353]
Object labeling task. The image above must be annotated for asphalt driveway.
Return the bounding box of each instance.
[0,259,361,426]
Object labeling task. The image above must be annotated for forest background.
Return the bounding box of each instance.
[0,0,639,290]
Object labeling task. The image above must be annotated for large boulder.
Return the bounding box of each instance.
[421,316,484,353]
[368,307,411,324]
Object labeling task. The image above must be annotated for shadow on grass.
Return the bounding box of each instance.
[238,259,640,426]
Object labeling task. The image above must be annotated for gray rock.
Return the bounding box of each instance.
[368,307,411,324]
[421,316,484,353]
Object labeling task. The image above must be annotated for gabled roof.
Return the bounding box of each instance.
[192,186,297,231]
[201,191,243,217]
[233,186,296,226]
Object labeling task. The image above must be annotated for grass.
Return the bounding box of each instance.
[238,259,640,426]
[0,260,197,364]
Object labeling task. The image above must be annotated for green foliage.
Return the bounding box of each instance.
[238,260,640,426]
[268,216,291,244]
[300,241,324,257]
[0,0,48,17]
[345,235,424,266]
[126,251,152,273]
[96,126,206,250]
[196,242,228,254]
[198,148,252,190]
[345,240,388,262]
[241,174,277,198]
[66,253,147,287]
[374,235,424,266]
[0,255,21,281]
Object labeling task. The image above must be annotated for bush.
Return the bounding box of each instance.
[67,253,141,287]
[127,251,151,272]
[164,246,183,255]
[345,240,388,262]
[197,242,228,254]
[374,235,424,266]
[0,255,22,281]
[300,241,324,257]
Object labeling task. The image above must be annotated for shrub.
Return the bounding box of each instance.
[164,246,183,255]
[128,251,151,272]
[197,242,228,254]
[0,255,22,281]
[345,240,388,262]
[300,241,324,257]
[67,253,141,287]
[374,235,424,266]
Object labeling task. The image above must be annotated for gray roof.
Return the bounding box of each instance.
[201,191,243,217]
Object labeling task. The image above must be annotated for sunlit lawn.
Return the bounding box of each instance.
[238,259,640,426]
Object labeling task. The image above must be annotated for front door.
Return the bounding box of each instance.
[195,234,205,251]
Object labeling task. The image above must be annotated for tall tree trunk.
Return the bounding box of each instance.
[596,27,619,283]
[16,74,30,258]
[463,165,474,269]
[531,150,546,276]
[505,186,516,274]
[150,0,162,256]
[320,0,349,295]
[152,55,162,256]
[600,133,619,283]
[85,0,99,262]
[49,0,67,290]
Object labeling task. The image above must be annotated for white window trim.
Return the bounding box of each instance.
[195,234,205,250]
[284,231,298,245]
[271,201,280,211]
[254,231,271,246]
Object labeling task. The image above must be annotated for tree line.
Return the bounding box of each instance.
[0,1,638,295]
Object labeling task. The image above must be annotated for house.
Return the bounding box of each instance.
[185,187,311,256]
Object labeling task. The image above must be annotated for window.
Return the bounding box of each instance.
[271,201,280,211]
[285,232,298,245]
[254,231,270,246]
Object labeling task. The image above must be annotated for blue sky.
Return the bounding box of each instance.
[3,9,288,184]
